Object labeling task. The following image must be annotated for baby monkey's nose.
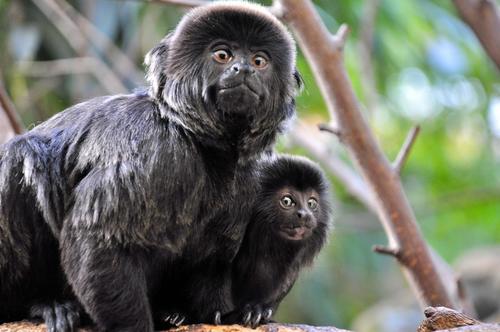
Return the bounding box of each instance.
[297,209,309,219]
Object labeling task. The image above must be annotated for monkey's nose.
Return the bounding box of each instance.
[231,63,255,75]
[297,210,315,228]
[297,209,309,219]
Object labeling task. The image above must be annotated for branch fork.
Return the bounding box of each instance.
[331,24,350,51]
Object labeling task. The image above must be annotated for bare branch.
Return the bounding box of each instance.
[31,0,88,54]
[0,321,352,332]
[54,0,144,85]
[358,0,380,112]
[453,0,500,71]
[17,58,128,94]
[318,123,342,137]
[17,58,97,76]
[333,24,350,48]
[393,125,421,175]
[289,124,378,213]
[277,0,454,308]
[372,245,401,258]
[31,0,128,93]
[0,79,24,135]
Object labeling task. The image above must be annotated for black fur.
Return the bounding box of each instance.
[226,155,332,327]
[0,135,82,332]
[0,2,299,332]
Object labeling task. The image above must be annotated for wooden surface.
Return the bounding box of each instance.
[0,322,352,332]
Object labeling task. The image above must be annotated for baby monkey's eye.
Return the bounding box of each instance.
[213,49,232,64]
[307,198,318,211]
[280,195,295,208]
[252,54,268,69]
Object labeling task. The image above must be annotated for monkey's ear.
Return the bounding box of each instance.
[293,69,304,92]
[145,33,172,100]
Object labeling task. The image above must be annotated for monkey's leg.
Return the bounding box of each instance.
[61,234,154,332]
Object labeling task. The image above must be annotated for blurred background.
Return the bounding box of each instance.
[0,0,499,331]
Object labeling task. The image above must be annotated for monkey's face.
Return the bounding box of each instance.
[203,42,271,116]
[274,187,320,241]
[183,8,297,120]
[146,3,299,139]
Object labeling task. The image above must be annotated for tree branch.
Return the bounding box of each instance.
[393,125,421,175]
[54,0,145,86]
[372,245,401,258]
[318,123,342,138]
[31,0,128,93]
[17,58,127,94]
[452,0,500,71]
[0,321,352,332]
[0,79,24,135]
[293,123,475,314]
[277,0,454,309]
[288,123,378,212]
[331,24,350,51]
[358,0,380,113]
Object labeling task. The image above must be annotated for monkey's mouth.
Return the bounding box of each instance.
[219,83,260,97]
[279,225,312,241]
[216,83,261,115]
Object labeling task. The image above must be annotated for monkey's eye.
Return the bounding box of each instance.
[280,195,295,209]
[307,198,318,211]
[213,49,232,64]
[252,54,268,69]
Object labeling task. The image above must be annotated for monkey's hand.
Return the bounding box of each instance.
[222,304,274,328]
[29,301,81,332]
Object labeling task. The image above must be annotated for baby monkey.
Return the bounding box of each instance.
[226,155,332,327]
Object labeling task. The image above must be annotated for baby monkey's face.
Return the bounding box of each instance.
[275,186,320,241]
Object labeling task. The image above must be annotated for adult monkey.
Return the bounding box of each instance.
[0,2,300,331]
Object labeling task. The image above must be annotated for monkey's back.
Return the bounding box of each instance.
[20,92,254,257]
